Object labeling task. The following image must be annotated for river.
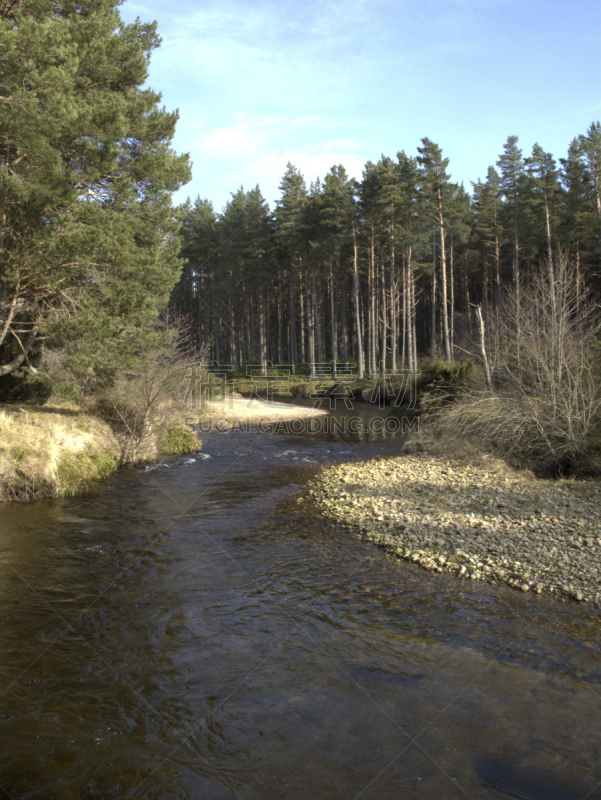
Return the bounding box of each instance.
[1,412,600,799]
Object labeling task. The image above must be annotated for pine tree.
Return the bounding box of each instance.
[174,198,218,351]
[497,136,524,297]
[359,160,387,372]
[472,167,503,306]
[274,163,308,368]
[577,122,601,261]
[371,155,404,371]
[244,186,273,370]
[524,144,561,268]
[320,166,364,376]
[395,152,422,373]
[417,138,454,361]
[0,0,191,381]
[559,139,596,281]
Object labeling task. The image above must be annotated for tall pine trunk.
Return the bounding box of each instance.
[304,271,315,377]
[351,224,364,378]
[380,250,387,368]
[368,223,376,376]
[258,292,267,373]
[543,190,556,321]
[430,237,437,363]
[390,210,398,372]
[313,271,324,364]
[438,188,451,360]
[449,237,455,353]
[401,260,407,370]
[289,266,297,368]
[298,265,306,364]
[329,256,337,367]
[409,255,417,373]
[341,279,349,368]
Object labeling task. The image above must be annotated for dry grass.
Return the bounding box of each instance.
[0,404,119,501]
[403,422,538,484]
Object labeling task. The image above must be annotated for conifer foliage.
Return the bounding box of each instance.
[0,0,191,383]
[174,126,601,376]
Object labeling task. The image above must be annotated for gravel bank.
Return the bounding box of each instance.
[305,454,601,607]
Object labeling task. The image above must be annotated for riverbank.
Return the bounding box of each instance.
[0,403,201,502]
[306,453,601,607]
[0,398,328,502]
[198,396,328,428]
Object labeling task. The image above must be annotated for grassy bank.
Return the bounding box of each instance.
[0,403,201,502]
[306,449,601,607]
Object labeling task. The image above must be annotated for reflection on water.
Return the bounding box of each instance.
[1,418,600,799]
[201,395,414,444]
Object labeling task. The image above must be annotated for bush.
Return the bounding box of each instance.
[0,368,53,405]
[156,423,200,456]
[415,360,479,409]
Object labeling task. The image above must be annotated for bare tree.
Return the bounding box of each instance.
[436,251,601,471]
[90,319,209,465]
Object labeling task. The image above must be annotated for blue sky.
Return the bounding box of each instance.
[120,0,601,213]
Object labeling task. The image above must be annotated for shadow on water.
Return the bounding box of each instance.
[0,409,600,799]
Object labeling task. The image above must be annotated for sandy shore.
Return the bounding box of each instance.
[306,453,601,607]
[198,397,328,427]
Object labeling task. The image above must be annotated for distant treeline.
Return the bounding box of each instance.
[172,126,601,376]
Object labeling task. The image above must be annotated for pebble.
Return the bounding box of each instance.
[305,454,601,608]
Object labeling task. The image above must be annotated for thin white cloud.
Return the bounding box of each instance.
[189,113,352,158]
[247,151,367,190]
[122,0,601,212]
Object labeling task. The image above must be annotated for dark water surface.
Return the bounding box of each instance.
[1,417,601,799]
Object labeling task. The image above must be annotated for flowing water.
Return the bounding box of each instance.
[1,410,600,800]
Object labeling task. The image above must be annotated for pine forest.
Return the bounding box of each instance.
[173,128,601,376]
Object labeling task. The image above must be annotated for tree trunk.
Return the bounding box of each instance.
[352,224,364,378]
[341,279,349,368]
[410,258,417,373]
[390,210,397,372]
[430,236,437,363]
[475,304,493,391]
[544,191,556,321]
[329,256,337,367]
[305,271,315,377]
[463,253,472,336]
[277,275,283,364]
[313,271,324,365]
[401,260,407,370]
[594,173,601,261]
[495,232,501,308]
[0,332,37,376]
[228,296,237,366]
[380,249,387,368]
[438,188,451,360]
[513,192,520,317]
[449,237,455,355]
[289,266,297,368]
[258,292,267,373]
[368,222,376,377]
[298,266,306,364]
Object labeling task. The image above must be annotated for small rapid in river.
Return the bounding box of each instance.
[1,414,600,799]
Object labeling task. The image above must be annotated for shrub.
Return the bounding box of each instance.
[415,360,479,410]
[156,423,200,456]
[0,368,53,404]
